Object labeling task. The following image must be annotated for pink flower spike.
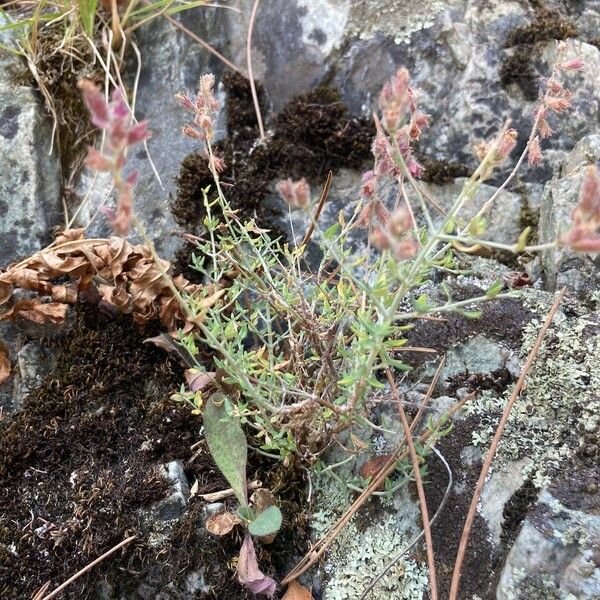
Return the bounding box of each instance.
[528,136,542,166]
[79,79,110,128]
[276,178,310,210]
[127,121,151,145]
[560,57,584,71]
[85,147,113,171]
[237,535,277,598]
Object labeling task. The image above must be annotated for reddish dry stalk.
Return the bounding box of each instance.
[246,0,265,140]
[300,171,333,248]
[40,535,136,600]
[162,13,246,77]
[448,287,566,600]
[385,368,438,600]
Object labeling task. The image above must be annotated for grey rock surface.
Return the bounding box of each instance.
[498,489,600,600]
[0,29,62,266]
[539,134,600,294]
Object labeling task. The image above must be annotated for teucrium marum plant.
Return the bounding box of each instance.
[172,42,587,466]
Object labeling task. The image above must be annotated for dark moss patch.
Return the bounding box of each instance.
[173,74,373,239]
[504,6,577,48]
[501,478,539,548]
[0,306,309,599]
[500,6,578,100]
[417,154,472,185]
[499,48,540,101]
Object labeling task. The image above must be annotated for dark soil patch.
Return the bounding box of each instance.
[500,6,578,100]
[501,477,539,548]
[405,285,534,371]
[0,306,309,599]
[424,416,501,600]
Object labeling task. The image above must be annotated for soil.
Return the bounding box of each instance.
[0,306,309,599]
[405,284,534,371]
[424,416,501,600]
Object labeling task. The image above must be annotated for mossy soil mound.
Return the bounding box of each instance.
[0,307,308,599]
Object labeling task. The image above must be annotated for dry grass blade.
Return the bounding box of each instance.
[300,171,333,249]
[282,381,470,586]
[31,581,50,600]
[40,535,136,600]
[386,368,438,600]
[448,287,566,600]
[160,11,246,77]
[246,0,265,140]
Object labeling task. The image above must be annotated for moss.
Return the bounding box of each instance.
[0,306,310,598]
[518,194,540,246]
[173,75,373,235]
[417,155,472,185]
[500,6,578,100]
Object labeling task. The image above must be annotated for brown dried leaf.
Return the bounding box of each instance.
[185,368,215,392]
[282,581,313,600]
[51,284,78,304]
[54,228,85,244]
[205,511,242,536]
[250,488,276,515]
[0,339,10,385]
[41,251,90,277]
[237,534,277,597]
[359,454,396,490]
[0,299,68,324]
[0,278,13,305]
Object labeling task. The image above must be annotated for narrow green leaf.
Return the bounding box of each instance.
[248,505,282,537]
[203,393,248,506]
[485,279,503,298]
[516,226,531,253]
[77,0,97,37]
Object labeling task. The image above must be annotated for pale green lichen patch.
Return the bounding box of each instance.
[346,0,445,44]
[311,473,429,600]
[464,289,600,487]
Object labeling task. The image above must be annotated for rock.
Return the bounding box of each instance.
[498,488,600,599]
[539,134,600,295]
[0,22,62,266]
[152,460,190,522]
[74,10,230,260]
[11,341,56,411]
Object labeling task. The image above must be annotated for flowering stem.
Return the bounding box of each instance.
[436,234,557,254]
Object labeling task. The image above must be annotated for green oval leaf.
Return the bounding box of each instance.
[203,393,248,507]
[248,505,282,537]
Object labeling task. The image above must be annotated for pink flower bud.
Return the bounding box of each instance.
[85,147,113,171]
[127,121,151,145]
[276,177,310,209]
[174,93,195,111]
[527,136,543,166]
[559,57,584,71]
[79,79,110,128]
[544,95,571,113]
[497,129,518,160]
[389,207,412,236]
[182,125,204,140]
[360,171,376,199]
[369,226,392,250]
[393,237,418,260]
